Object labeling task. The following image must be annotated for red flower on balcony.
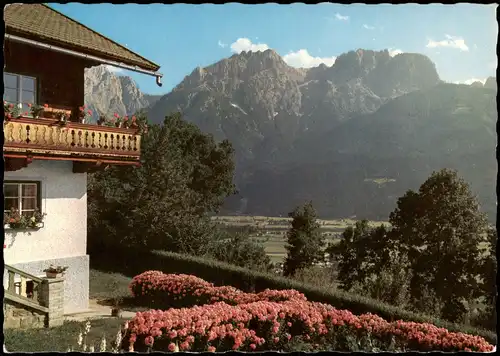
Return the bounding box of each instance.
[43,103,49,108]
[4,102,21,120]
[76,106,92,123]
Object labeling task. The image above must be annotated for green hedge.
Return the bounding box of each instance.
[90,246,496,344]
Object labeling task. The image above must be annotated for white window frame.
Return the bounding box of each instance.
[3,181,41,216]
[3,72,37,116]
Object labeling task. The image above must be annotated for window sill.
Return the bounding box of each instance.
[4,222,44,231]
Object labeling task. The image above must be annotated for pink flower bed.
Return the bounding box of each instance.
[122,299,494,352]
[124,272,494,352]
[129,271,306,308]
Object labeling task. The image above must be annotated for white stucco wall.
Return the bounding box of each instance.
[4,160,87,264]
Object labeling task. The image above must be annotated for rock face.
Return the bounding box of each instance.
[147,49,441,180]
[84,65,160,121]
[241,83,496,220]
[85,50,496,221]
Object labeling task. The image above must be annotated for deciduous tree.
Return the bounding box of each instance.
[388,168,489,322]
[88,111,236,255]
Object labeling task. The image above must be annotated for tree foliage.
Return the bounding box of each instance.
[327,221,410,306]
[283,202,324,277]
[205,229,273,272]
[389,169,489,322]
[329,169,492,324]
[472,226,497,329]
[88,111,236,255]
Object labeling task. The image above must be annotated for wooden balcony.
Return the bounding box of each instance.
[3,117,142,172]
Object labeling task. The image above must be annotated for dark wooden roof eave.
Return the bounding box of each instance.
[5,28,160,72]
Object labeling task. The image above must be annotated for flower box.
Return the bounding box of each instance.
[45,271,64,278]
[43,265,68,278]
[4,222,44,230]
[42,106,72,119]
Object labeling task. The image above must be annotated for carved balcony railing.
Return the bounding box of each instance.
[3,117,142,170]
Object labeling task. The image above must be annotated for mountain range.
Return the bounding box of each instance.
[84,49,497,221]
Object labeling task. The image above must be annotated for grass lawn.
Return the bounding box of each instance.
[89,269,152,313]
[89,269,132,300]
[4,318,127,352]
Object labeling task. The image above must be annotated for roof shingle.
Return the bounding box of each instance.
[4,4,160,71]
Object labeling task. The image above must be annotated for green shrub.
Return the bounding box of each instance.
[90,246,496,344]
[204,229,273,272]
[291,266,338,291]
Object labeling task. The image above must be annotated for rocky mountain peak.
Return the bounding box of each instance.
[84,65,160,120]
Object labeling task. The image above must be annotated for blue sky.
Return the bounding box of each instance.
[50,3,497,95]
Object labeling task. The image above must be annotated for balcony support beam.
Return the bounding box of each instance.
[4,156,33,172]
[72,160,108,173]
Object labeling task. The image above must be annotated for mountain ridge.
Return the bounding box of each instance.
[84,49,497,220]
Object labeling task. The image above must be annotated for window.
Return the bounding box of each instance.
[3,72,37,114]
[3,181,41,217]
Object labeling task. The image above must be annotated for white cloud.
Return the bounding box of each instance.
[363,24,375,30]
[218,40,227,48]
[454,78,487,85]
[283,49,336,69]
[388,48,403,57]
[230,38,270,54]
[104,65,123,73]
[488,60,497,70]
[426,34,469,51]
[335,13,349,21]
